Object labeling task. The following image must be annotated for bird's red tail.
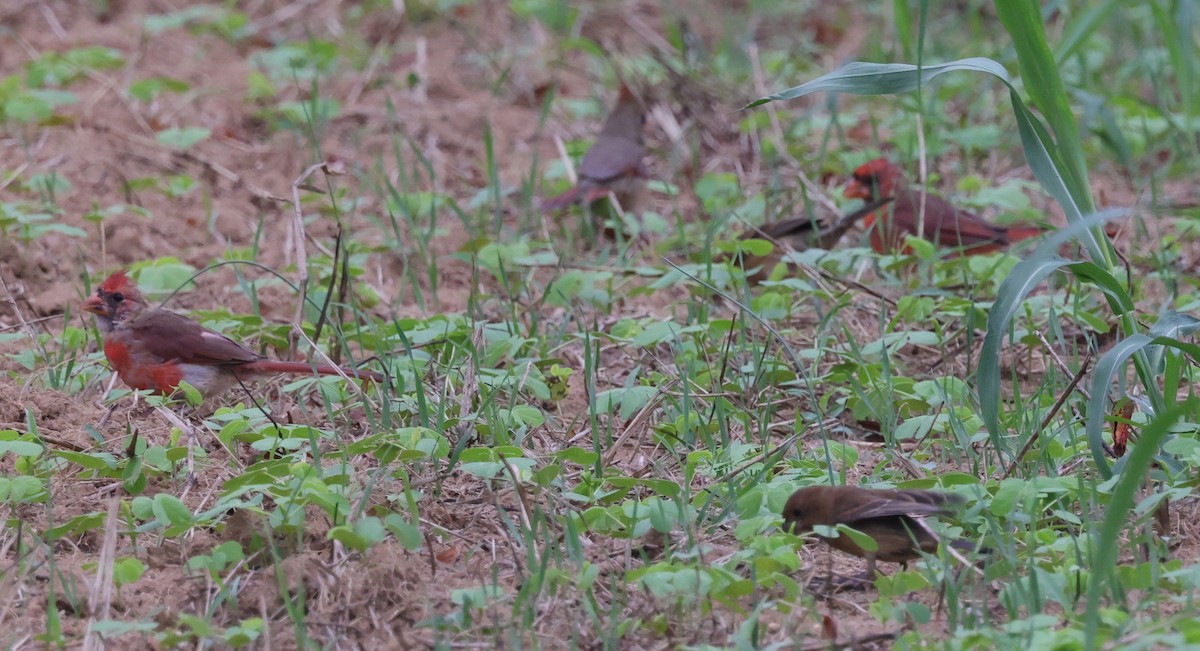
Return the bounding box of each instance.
[240,360,383,383]
[540,186,586,212]
[1004,226,1045,244]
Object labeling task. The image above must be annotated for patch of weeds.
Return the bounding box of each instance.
[26,46,124,87]
[124,173,198,201]
[0,75,78,124]
[142,6,253,43]
[0,201,84,243]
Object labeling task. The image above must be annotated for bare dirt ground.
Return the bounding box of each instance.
[0,1,748,647]
[2,0,1198,649]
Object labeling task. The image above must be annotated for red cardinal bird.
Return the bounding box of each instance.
[81,270,383,400]
[843,158,1044,255]
[541,84,647,212]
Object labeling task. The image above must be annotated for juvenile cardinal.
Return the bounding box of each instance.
[734,197,894,282]
[781,485,977,587]
[844,158,1044,255]
[541,84,647,212]
[82,269,383,400]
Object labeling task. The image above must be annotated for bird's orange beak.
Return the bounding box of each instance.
[81,294,107,316]
[844,178,870,200]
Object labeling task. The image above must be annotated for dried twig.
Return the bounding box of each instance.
[1000,351,1093,480]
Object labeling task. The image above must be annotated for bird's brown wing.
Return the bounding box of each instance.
[840,489,962,522]
[908,194,1009,248]
[125,309,264,366]
[578,136,644,184]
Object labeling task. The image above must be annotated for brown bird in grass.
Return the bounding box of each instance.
[542,84,647,213]
[843,158,1045,256]
[734,197,894,281]
[781,485,975,588]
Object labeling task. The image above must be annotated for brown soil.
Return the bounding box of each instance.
[1,0,1196,649]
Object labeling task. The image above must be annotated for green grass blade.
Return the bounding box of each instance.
[746,58,1010,108]
[979,210,1126,459]
[1065,262,1136,316]
[995,0,1092,214]
[1055,0,1124,62]
[977,255,1072,459]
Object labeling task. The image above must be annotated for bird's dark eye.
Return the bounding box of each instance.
[791,507,803,518]
[112,292,124,302]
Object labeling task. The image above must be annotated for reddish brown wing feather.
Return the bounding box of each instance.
[850,161,1044,253]
[1004,226,1044,243]
[892,192,1008,248]
[124,309,264,367]
[540,186,586,211]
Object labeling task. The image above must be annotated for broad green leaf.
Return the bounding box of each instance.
[153,493,193,531]
[112,557,146,587]
[979,210,1126,458]
[0,438,44,457]
[156,126,211,149]
[995,1,1091,214]
[384,514,423,550]
[823,524,878,554]
[747,58,1011,105]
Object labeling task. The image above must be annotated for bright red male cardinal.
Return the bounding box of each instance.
[844,158,1044,255]
[541,84,647,212]
[82,269,383,399]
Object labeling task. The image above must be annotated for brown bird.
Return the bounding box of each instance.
[733,197,894,281]
[843,158,1045,256]
[542,84,647,212]
[781,485,974,588]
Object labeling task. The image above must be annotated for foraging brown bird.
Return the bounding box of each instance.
[734,197,894,281]
[843,158,1044,255]
[542,84,647,212]
[781,485,974,587]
